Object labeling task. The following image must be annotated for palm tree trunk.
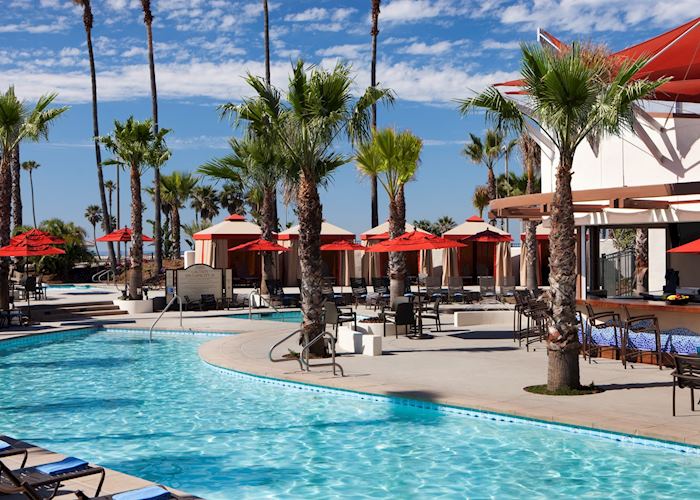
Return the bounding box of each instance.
[369,0,381,229]
[296,173,326,356]
[107,189,112,220]
[83,8,117,275]
[547,151,580,391]
[116,167,121,260]
[11,145,21,228]
[487,166,496,202]
[92,223,101,259]
[29,170,37,228]
[525,221,538,290]
[263,0,271,85]
[171,205,181,259]
[129,162,143,300]
[635,228,648,294]
[260,186,275,295]
[388,186,406,306]
[0,152,12,310]
[523,134,540,290]
[143,6,162,274]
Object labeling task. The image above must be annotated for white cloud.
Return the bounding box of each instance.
[285,7,328,22]
[482,39,521,50]
[316,44,366,59]
[0,17,70,34]
[381,0,446,23]
[332,8,357,21]
[401,41,454,55]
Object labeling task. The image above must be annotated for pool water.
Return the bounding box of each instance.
[231,310,304,323]
[45,284,100,291]
[2,329,700,499]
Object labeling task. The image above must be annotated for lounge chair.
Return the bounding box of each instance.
[265,280,295,307]
[447,277,464,303]
[200,294,219,311]
[672,355,700,416]
[350,277,368,308]
[478,276,497,302]
[383,302,415,338]
[0,455,105,499]
[0,438,28,468]
[182,295,201,311]
[76,485,188,500]
[424,276,443,303]
[371,277,390,308]
[420,297,442,332]
[323,301,356,336]
[499,276,516,301]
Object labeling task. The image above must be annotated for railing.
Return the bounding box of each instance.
[149,294,183,342]
[91,268,114,283]
[248,290,281,318]
[600,249,636,297]
[268,328,344,376]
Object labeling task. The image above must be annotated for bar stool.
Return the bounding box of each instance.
[583,303,622,363]
[620,305,663,370]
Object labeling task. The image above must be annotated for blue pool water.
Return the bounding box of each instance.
[45,284,99,291]
[2,329,700,499]
[231,310,304,323]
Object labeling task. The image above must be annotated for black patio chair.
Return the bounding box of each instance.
[421,296,442,331]
[620,305,662,370]
[371,277,390,308]
[383,302,415,338]
[350,277,368,308]
[265,279,295,307]
[200,294,219,311]
[672,355,700,416]
[583,302,621,363]
[447,276,464,303]
[424,276,443,303]
[323,301,356,337]
[322,277,344,305]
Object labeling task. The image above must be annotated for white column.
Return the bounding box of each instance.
[648,228,667,294]
[579,226,587,300]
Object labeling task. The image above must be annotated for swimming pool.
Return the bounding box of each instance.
[45,284,101,291]
[2,329,700,499]
[231,310,305,323]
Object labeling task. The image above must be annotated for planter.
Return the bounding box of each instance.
[113,298,153,314]
[337,325,383,356]
[453,310,512,328]
[357,322,395,338]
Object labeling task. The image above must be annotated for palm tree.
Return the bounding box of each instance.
[263,0,271,84]
[369,0,382,229]
[160,171,198,260]
[200,133,282,295]
[84,204,102,259]
[221,60,392,353]
[99,117,170,299]
[190,185,220,223]
[635,228,648,294]
[434,216,456,236]
[11,146,21,228]
[0,87,67,310]
[182,220,211,249]
[104,179,115,219]
[140,0,163,274]
[458,43,664,391]
[72,0,116,275]
[463,129,509,203]
[356,128,422,304]
[472,185,490,218]
[21,160,39,227]
[219,181,246,215]
[520,133,541,291]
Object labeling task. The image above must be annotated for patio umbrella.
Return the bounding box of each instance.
[668,238,700,253]
[0,241,66,320]
[228,238,289,253]
[366,231,466,252]
[11,228,65,246]
[96,227,154,296]
[320,240,365,291]
[462,229,513,243]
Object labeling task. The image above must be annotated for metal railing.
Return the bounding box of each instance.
[600,249,636,297]
[248,289,281,318]
[91,268,114,283]
[149,294,183,342]
[269,329,304,369]
[268,328,344,376]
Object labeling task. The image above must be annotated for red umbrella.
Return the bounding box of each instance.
[229,238,289,252]
[0,243,65,257]
[668,238,700,253]
[320,240,365,251]
[96,227,154,243]
[11,228,65,245]
[462,229,512,243]
[366,231,466,252]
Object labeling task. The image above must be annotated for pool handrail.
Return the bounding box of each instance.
[248,289,281,318]
[269,328,303,368]
[149,294,183,342]
[300,330,344,377]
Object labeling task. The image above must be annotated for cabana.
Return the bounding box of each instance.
[360,221,431,281]
[278,221,355,286]
[442,216,513,286]
[193,215,262,282]
[520,225,551,286]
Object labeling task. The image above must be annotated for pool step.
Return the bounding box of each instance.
[29,301,128,321]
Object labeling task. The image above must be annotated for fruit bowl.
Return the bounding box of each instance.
[666,294,690,305]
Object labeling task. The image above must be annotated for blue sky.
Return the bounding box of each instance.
[2,0,697,245]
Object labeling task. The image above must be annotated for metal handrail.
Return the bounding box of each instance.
[248,289,281,318]
[91,268,113,283]
[268,328,303,364]
[149,294,183,342]
[300,331,344,376]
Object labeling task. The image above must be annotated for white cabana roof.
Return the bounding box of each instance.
[442,216,511,238]
[360,221,428,240]
[193,214,261,240]
[278,221,355,240]
[541,204,700,227]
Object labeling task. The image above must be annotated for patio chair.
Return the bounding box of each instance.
[0,455,105,500]
[515,300,550,351]
[582,303,621,362]
[371,277,390,308]
[265,280,295,308]
[499,276,516,301]
[672,355,700,416]
[620,305,663,370]
[350,277,368,308]
[447,276,465,303]
[322,277,343,305]
[323,301,356,337]
[420,296,442,332]
[182,295,201,311]
[424,276,443,303]
[478,276,497,302]
[75,485,190,500]
[200,294,219,311]
[512,290,530,341]
[383,302,415,339]
[0,438,28,468]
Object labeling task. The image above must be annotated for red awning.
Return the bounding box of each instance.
[320,240,365,251]
[667,238,700,254]
[96,227,154,243]
[228,238,289,252]
[0,243,65,257]
[462,229,513,243]
[11,229,65,245]
[366,231,466,253]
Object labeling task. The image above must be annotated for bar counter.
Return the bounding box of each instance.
[578,297,700,330]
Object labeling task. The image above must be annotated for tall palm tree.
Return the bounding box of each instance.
[11,145,21,228]
[463,129,509,202]
[222,60,392,353]
[200,133,282,294]
[84,204,102,259]
[73,0,116,275]
[160,171,197,260]
[20,160,39,228]
[190,185,220,223]
[104,179,115,219]
[635,228,648,293]
[520,133,541,291]
[0,87,67,310]
[263,0,271,85]
[459,43,664,391]
[472,185,490,218]
[140,0,163,274]
[356,128,422,304]
[219,181,246,215]
[99,117,170,299]
[369,0,382,229]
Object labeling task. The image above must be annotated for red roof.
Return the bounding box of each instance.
[96,227,154,243]
[366,231,466,252]
[668,238,700,254]
[228,238,289,252]
[466,215,484,222]
[225,214,246,221]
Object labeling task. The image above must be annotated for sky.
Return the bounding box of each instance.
[2,0,698,248]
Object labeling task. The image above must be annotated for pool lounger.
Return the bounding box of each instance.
[0,455,105,499]
[77,485,192,500]
[0,438,28,468]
